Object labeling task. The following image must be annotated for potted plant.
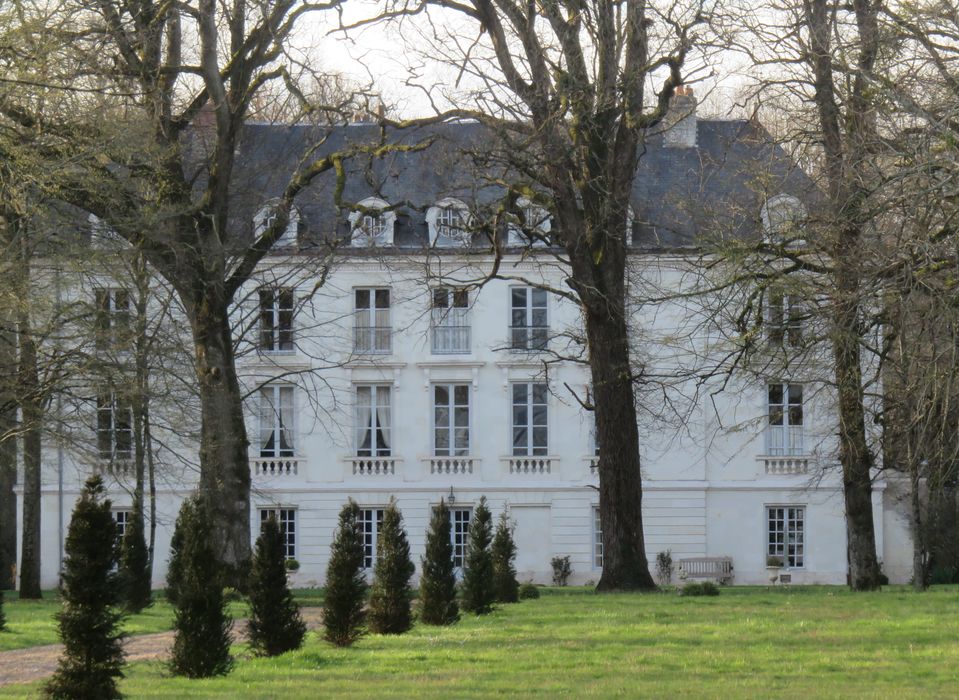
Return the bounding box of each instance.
[766,555,784,584]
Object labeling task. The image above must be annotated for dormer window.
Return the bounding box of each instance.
[89,213,124,250]
[507,197,551,248]
[254,200,299,248]
[761,194,806,247]
[349,197,396,247]
[427,198,471,247]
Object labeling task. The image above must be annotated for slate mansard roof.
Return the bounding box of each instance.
[225,117,817,255]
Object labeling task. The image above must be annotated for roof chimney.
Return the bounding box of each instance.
[663,86,697,148]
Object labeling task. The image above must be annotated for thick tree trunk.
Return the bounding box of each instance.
[18,313,42,599]
[832,285,881,591]
[909,459,928,591]
[588,308,657,591]
[184,292,252,584]
[0,326,16,590]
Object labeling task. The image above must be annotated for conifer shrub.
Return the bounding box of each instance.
[461,496,495,615]
[164,507,186,606]
[518,582,540,600]
[551,555,573,586]
[322,499,367,647]
[491,511,519,604]
[168,495,233,677]
[419,499,459,625]
[248,516,306,656]
[119,497,152,613]
[0,589,5,631]
[679,581,720,597]
[45,476,126,699]
[368,499,415,635]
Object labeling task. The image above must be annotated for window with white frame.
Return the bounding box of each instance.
[254,202,298,247]
[97,393,132,460]
[433,384,470,456]
[510,287,548,351]
[766,290,803,347]
[593,507,603,568]
[431,287,470,354]
[259,287,295,353]
[353,288,391,353]
[427,198,471,247]
[451,507,471,569]
[112,509,131,543]
[355,385,391,457]
[94,288,130,349]
[349,197,396,247]
[767,505,805,567]
[507,197,551,247]
[766,383,804,455]
[512,382,548,456]
[359,508,385,569]
[259,508,297,559]
[258,384,295,458]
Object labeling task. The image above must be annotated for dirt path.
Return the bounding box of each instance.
[0,607,324,688]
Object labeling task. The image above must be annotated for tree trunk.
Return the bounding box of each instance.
[0,323,16,590]
[588,308,657,591]
[18,310,42,599]
[909,458,928,591]
[184,292,252,584]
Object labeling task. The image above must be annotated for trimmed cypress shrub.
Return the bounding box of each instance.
[168,496,233,677]
[491,511,519,604]
[419,499,459,625]
[45,476,126,699]
[119,496,152,613]
[164,505,186,606]
[368,499,415,634]
[0,589,5,631]
[322,499,367,647]
[247,516,306,656]
[461,496,495,615]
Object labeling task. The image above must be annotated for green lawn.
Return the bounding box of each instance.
[3,586,959,698]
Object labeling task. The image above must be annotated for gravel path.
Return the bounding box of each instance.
[0,607,324,688]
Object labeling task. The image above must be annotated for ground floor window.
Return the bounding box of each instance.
[359,508,385,569]
[593,507,603,569]
[259,508,297,560]
[767,505,805,568]
[451,507,471,569]
[112,509,131,543]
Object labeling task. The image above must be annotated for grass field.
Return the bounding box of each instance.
[2,586,959,698]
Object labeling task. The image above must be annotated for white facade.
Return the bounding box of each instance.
[18,250,915,588]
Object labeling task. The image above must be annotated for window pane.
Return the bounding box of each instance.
[375,289,390,309]
[355,289,370,309]
[768,384,783,405]
[512,383,527,404]
[454,385,469,405]
[434,384,449,407]
[432,288,448,308]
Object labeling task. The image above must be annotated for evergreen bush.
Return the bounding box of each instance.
[168,496,233,677]
[419,499,459,625]
[518,582,540,600]
[679,581,720,597]
[119,496,152,613]
[164,506,186,606]
[368,499,415,635]
[551,555,573,586]
[45,476,126,699]
[0,589,5,631]
[322,499,367,646]
[655,550,673,586]
[461,496,495,615]
[248,516,306,656]
[491,511,519,603]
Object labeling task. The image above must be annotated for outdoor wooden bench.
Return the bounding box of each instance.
[678,556,734,584]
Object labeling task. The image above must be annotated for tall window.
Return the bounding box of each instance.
[359,508,385,569]
[766,383,804,455]
[433,384,470,456]
[354,288,391,353]
[97,393,132,460]
[512,382,548,456]
[593,507,603,568]
[259,288,295,353]
[259,385,295,458]
[260,508,296,559]
[767,506,805,568]
[112,510,131,542]
[767,291,802,346]
[431,287,470,354]
[510,287,548,351]
[94,289,130,349]
[355,385,391,457]
[451,508,471,569]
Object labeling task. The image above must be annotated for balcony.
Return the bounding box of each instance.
[428,456,476,475]
[503,455,553,474]
[758,456,810,475]
[350,456,398,476]
[251,456,300,478]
